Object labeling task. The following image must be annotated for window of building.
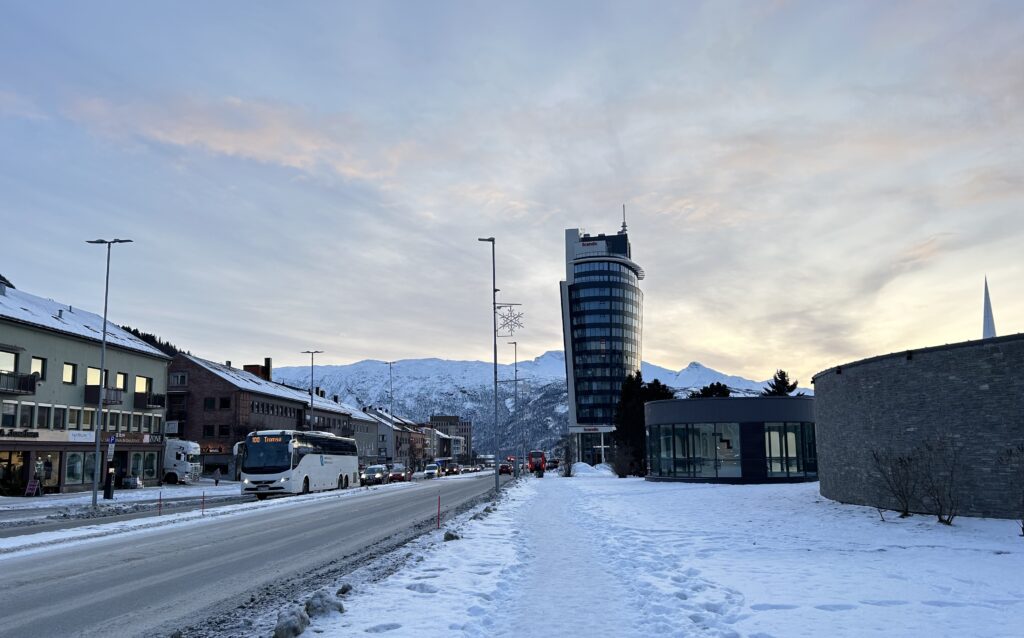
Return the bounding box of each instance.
[153,416,162,434]
[68,408,81,430]
[35,405,50,429]
[169,372,187,385]
[53,408,66,430]
[115,373,127,391]
[18,403,32,430]
[218,424,230,437]
[63,363,77,384]
[109,412,121,432]
[65,452,84,485]
[135,375,152,394]
[86,367,108,386]
[31,357,46,380]
[131,414,141,432]
[219,397,231,409]
[144,452,157,479]
[1,402,15,428]
[203,397,216,411]
[203,425,215,437]
[0,351,16,373]
[83,409,94,430]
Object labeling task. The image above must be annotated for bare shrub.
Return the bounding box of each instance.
[998,443,1024,537]
[919,434,964,525]
[870,447,921,517]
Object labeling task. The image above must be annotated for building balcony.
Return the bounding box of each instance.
[134,392,166,409]
[0,371,37,395]
[84,385,124,405]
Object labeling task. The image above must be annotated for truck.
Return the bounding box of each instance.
[163,439,202,484]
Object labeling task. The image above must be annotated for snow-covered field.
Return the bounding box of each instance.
[316,467,1024,637]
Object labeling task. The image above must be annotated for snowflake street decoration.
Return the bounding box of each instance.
[497,305,525,336]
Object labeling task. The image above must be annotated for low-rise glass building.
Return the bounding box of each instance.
[645,396,816,483]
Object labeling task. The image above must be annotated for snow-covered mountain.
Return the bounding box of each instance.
[273,351,808,456]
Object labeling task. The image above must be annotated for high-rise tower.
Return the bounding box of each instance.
[983,276,997,339]
[559,222,644,464]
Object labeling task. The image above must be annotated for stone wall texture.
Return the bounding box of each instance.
[813,333,1024,519]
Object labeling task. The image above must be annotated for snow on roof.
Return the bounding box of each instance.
[0,286,168,359]
[186,355,372,419]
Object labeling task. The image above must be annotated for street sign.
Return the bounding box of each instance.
[106,435,115,461]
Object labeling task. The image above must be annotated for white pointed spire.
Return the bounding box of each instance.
[983,276,997,339]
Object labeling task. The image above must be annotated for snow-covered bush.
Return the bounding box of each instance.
[273,605,310,638]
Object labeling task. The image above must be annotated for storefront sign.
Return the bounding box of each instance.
[0,428,39,439]
[68,431,95,443]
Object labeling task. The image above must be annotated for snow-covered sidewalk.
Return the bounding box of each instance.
[317,470,1024,637]
[0,478,241,511]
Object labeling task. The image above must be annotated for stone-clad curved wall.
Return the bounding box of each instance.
[813,333,1024,518]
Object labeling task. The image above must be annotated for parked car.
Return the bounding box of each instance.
[424,464,440,479]
[360,464,389,486]
[498,463,512,475]
[547,459,560,470]
[388,464,412,482]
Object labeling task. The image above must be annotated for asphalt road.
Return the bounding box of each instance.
[0,474,506,638]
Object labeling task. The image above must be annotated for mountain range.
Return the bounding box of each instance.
[273,351,809,455]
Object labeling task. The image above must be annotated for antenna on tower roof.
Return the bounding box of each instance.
[620,203,628,234]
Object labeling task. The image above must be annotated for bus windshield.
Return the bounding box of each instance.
[242,434,292,474]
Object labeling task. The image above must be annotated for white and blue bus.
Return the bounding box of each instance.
[240,430,359,500]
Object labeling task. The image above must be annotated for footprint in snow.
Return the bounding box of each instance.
[860,599,909,607]
[405,583,438,594]
[365,623,402,633]
[815,604,857,611]
[750,603,799,611]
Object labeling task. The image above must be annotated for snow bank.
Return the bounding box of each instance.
[571,462,615,477]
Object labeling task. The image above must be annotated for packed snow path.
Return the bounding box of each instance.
[326,471,1024,637]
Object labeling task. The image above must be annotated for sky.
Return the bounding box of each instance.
[1,1,1022,385]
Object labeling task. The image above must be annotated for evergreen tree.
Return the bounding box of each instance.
[120,325,189,357]
[761,369,798,396]
[687,381,732,398]
[612,372,675,476]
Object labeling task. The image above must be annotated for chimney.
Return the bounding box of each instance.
[264,357,273,379]
[333,395,339,403]
[319,389,326,398]
[57,309,64,319]
[225,361,232,368]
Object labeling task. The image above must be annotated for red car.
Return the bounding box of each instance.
[388,464,412,482]
[498,463,512,475]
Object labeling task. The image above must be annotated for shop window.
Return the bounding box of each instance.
[63,362,77,384]
[143,452,157,479]
[83,453,97,485]
[35,453,59,488]
[31,357,47,380]
[65,453,84,485]
[130,452,143,478]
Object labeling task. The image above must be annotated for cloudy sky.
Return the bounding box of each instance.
[2,1,1022,384]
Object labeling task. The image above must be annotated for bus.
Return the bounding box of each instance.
[240,430,359,500]
[527,450,546,476]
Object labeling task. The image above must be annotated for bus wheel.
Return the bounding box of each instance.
[164,473,178,485]
[302,477,310,494]
[344,476,349,489]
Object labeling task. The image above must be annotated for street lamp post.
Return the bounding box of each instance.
[478,237,499,494]
[87,238,133,508]
[301,350,323,431]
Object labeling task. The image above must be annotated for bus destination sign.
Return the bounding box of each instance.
[250,436,284,444]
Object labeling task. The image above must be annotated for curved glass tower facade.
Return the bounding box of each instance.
[560,226,644,464]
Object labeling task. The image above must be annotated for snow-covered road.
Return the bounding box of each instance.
[321,467,1024,637]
